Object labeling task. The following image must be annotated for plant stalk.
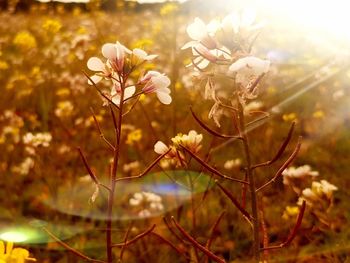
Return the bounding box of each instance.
[237,99,260,262]
[106,76,126,263]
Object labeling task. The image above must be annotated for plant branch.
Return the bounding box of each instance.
[114,149,170,182]
[206,211,226,250]
[261,200,306,251]
[90,107,115,151]
[216,181,252,222]
[43,227,106,263]
[170,217,226,263]
[190,107,241,139]
[252,122,295,169]
[82,71,120,110]
[180,145,249,185]
[112,224,156,248]
[256,136,302,192]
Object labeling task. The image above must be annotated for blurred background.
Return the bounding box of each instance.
[0,0,349,262]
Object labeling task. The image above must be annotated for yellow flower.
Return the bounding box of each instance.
[13,31,37,50]
[282,113,297,122]
[160,3,178,16]
[126,129,142,145]
[282,206,299,220]
[313,110,325,119]
[0,61,9,70]
[0,241,36,263]
[42,19,62,34]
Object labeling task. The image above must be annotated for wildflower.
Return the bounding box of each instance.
[0,241,36,262]
[0,60,9,70]
[123,161,140,174]
[13,31,37,50]
[42,19,62,34]
[141,71,172,105]
[109,81,135,106]
[11,157,34,175]
[87,57,112,85]
[129,192,164,217]
[126,129,142,145]
[23,132,52,148]
[160,3,178,16]
[282,113,297,122]
[102,41,131,73]
[132,48,157,63]
[282,206,300,220]
[283,165,319,186]
[183,18,217,50]
[229,56,270,93]
[154,141,184,167]
[298,180,338,206]
[224,159,242,170]
[171,130,203,153]
[54,101,74,118]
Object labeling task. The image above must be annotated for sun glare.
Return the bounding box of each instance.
[0,231,28,243]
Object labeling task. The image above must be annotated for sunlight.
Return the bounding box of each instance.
[0,231,28,243]
[213,0,350,42]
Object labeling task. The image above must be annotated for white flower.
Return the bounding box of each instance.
[183,18,217,50]
[102,41,131,73]
[221,10,260,36]
[23,132,52,148]
[283,165,319,185]
[224,159,242,170]
[110,81,136,106]
[141,71,172,105]
[132,48,157,61]
[87,57,112,85]
[229,56,270,90]
[154,141,169,155]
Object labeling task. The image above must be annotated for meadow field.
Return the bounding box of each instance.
[0,1,349,262]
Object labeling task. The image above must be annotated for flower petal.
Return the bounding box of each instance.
[187,18,208,41]
[87,57,105,72]
[124,86,136,99]
[157,91,172,105]
[88,75,102,85]
[102,43,117,60]
[154,141,169,154]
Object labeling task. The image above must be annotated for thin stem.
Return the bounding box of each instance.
[190,107,242,139]
[119,223,133,261]
[150,233,189,260]
[252,122,295,170]
[206,211,226,250]
[180,144,249,185]
[216,181,252,222]
[90,107,115,151]
[237,98,260,262]
[83,71,120,110]
[43,227,106,263]
[106,75,126,263]
[114,149,170,183]
[170,217,226,263]
[256,136,302,192]
[112,224,156,247]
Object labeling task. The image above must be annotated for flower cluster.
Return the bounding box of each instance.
[23,132,52,148]
[0,241,36,262]
[283,165,319,187]
[298,180,338,207]
[154,130,203,167]
[87,41,172,105]
[129,191,164,218]
[182,12,270,125]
